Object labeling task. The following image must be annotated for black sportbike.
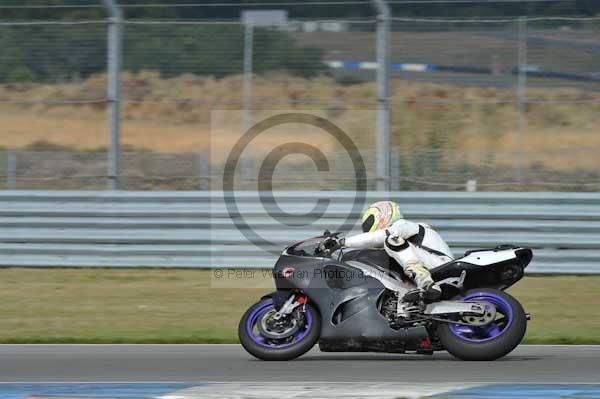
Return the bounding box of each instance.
[239,232,532,361]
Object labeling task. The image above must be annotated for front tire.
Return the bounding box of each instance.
[437,288,527,361]
[239,298,321,361]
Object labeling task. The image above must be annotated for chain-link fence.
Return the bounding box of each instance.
[0,12,599,191]
[3,146,600,191]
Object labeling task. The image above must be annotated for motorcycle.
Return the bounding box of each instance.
[239,231,532,361]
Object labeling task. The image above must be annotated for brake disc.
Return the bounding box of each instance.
[257,309,300,339]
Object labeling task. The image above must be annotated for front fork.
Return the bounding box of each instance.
[273,293,307,319]
[263,291,308,319]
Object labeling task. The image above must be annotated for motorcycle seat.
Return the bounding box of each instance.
[430,259,481,281]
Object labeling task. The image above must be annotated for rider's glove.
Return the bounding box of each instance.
[322,237,345,253]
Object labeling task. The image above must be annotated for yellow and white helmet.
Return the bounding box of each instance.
[361,201,403,233]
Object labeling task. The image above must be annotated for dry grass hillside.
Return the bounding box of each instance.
[1,71,599,171]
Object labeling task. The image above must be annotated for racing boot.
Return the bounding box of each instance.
[403,260,442,301]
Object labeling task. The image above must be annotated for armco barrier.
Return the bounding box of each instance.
[0,191,599,274]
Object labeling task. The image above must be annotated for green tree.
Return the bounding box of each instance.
[0,23,324,82]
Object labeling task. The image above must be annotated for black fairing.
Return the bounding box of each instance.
[268,246,531,351]
[272,253,428,350]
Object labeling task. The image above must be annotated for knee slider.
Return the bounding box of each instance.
[405,260,429,276]
[405,261,434,286]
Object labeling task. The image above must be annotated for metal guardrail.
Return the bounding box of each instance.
[0,190,599,274]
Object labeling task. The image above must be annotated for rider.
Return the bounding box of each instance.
[340,201,452,299]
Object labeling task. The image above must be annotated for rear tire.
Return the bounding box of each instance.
[239,298,321,361]
[437,288,527,361]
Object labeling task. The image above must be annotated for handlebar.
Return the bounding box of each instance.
[286,230,343,257]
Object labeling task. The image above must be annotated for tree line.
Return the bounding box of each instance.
[0,23,325,82]
[0,0,596,83]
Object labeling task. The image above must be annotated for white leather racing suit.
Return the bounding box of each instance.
[344,220,453,289]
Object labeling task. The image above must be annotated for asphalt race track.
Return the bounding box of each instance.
[0,344,598,384]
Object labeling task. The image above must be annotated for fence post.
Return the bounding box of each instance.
[198,150,210,190]
[516,16,527,184]
[372,0,391,192]
[466,179,478,192]
[6,151,16,190]
[243,21,254,132]
[390,147,401,191]
[102,0,123,190]
[242,157,255,190]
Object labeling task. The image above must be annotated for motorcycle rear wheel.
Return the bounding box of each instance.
[239,298,321,361]
[437,288,527,361]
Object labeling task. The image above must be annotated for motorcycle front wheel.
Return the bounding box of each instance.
[238,298,321,361]
[437,288,527,361]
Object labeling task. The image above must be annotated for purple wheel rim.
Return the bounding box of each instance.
[448,292,514,343]
[245,299,313,348]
